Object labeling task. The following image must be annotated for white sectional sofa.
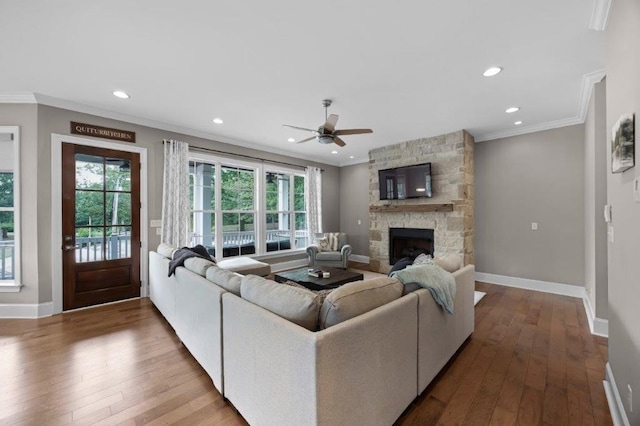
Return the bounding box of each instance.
[148,245,475,425]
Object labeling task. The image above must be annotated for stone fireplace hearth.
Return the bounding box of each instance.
[368,130,474,274]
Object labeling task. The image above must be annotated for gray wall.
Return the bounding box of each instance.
[584,78,608,319]
[339,162,370,257]
[2,103,339,305]
[475,125,585,286]
[606,0,640,422]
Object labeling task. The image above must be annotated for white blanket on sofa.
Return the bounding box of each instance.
[391,264,457,314]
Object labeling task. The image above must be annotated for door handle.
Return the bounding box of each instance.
[64,244,76,251]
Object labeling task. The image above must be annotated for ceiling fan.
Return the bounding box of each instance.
[283,99,373,147]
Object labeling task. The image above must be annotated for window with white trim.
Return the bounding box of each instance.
[188,153,306,258]
[0,130,20,287]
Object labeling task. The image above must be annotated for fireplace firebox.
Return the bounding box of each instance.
[389,228,434,265]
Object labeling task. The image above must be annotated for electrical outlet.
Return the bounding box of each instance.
[629,384,633,412]
[357,219,362,225]
[156,227,162,236]
[531,222,538,231]
[608,225,614,243]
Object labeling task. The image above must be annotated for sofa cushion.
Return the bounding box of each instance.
[183,257,216,277]
[435,254,462,273]
[319,277,403,329]
[217,257,271,276]
[157,243,176,259]
[315,251,343,261]
[206,266,242,296]
[241,275,321,331]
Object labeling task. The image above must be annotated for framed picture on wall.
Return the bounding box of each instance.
[611,113,635,173]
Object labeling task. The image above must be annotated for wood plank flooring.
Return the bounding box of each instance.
[0,282,612,425]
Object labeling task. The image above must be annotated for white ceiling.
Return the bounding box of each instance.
[0,0,605,166]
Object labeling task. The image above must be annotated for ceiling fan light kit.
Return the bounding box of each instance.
[283,99,373,148]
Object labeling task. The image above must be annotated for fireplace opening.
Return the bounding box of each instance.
[389,228,434,265]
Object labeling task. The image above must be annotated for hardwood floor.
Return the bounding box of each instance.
[0,282,611,425]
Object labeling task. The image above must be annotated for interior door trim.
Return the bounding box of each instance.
[51,133,148,315]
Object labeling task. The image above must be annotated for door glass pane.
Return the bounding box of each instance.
[0,211,15,280]
[75,191,104,226]
[0,173,14,208]
[75,154,104,190]
[105,158,131,191]
[106,226,131,260]
[75,227,104,262]
[106,192,132,225]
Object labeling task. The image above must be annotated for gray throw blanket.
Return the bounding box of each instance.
[391,264,456,314]
[168,245,213,277]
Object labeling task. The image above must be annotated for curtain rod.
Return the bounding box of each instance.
[162,140,323,171]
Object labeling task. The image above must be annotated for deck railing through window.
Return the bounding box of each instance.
[0,240,14,280]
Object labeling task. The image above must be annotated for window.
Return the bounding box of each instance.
[189,154,306,258]
[0,130,19,287]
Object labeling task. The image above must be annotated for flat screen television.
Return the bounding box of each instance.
[378,162,432,200]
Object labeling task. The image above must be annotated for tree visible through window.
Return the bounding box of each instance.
[189,156,306,258]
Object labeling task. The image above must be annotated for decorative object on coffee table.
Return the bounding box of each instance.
[274,267,363,291]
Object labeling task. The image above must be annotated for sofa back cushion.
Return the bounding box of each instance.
[157,243,176,259]
[319,277,403,329]
[183,257,216,277]
[206,266,242,296]
[435,254,462,273]
[241,275,322,331]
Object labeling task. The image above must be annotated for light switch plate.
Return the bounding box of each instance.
[156,227,162,236]
[150,219,162,228]
[531,222,538,231]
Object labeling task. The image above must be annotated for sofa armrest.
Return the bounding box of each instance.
[314,293,418,426]
[340,244,352,258]
[307,245,319,257]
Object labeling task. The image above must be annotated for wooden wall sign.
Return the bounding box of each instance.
[70,122,136,143]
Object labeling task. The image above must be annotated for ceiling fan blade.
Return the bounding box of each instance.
[296,136,317,144]
[333,136,346,147]
[334,128,373,136]
[324,114,339,133]
[283,124,317,133]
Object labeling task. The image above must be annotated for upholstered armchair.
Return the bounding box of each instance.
[306,232,352,269]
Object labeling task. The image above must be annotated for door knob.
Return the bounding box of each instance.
[64,245,75,251]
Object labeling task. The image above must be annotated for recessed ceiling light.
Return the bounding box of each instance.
[287,137,295,143]
[505,107,520,114]
[483,66,502,77]
[349,155,354,159]
[113,90,129,99]
[331,150,338,154]
[213,117,224,124]
[514,121,523,125]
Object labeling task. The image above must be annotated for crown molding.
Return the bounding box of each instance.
[0,92,340,168]
[0,92,37,103]
[475,68,606,143]
[589,0,612,31]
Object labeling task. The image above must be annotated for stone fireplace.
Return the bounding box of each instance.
[389,228,434,264]
[368,130,474,274]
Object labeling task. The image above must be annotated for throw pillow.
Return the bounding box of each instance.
[435,254,462,273]
[327,232,341,251]
[388,257,414,276]
[315,236,331,252]
[241,275,322,331]
[157,243,176,259]
[318,277,403,329]
[413,253,434,265]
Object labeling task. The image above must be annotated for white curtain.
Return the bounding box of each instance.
[305,166,322,239]
[161,140,190,247]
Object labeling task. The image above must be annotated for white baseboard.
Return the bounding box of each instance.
[349,254,370,264]
[475,272,586,298]
[0,302,53,319]
[476,272,609,337]
[604,362,631,426]
[270,258,308,273]
[582,296,609,337]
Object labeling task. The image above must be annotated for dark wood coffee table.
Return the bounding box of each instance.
[274,267,364,291]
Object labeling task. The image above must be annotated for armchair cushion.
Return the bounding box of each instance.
[316,251,343,261]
